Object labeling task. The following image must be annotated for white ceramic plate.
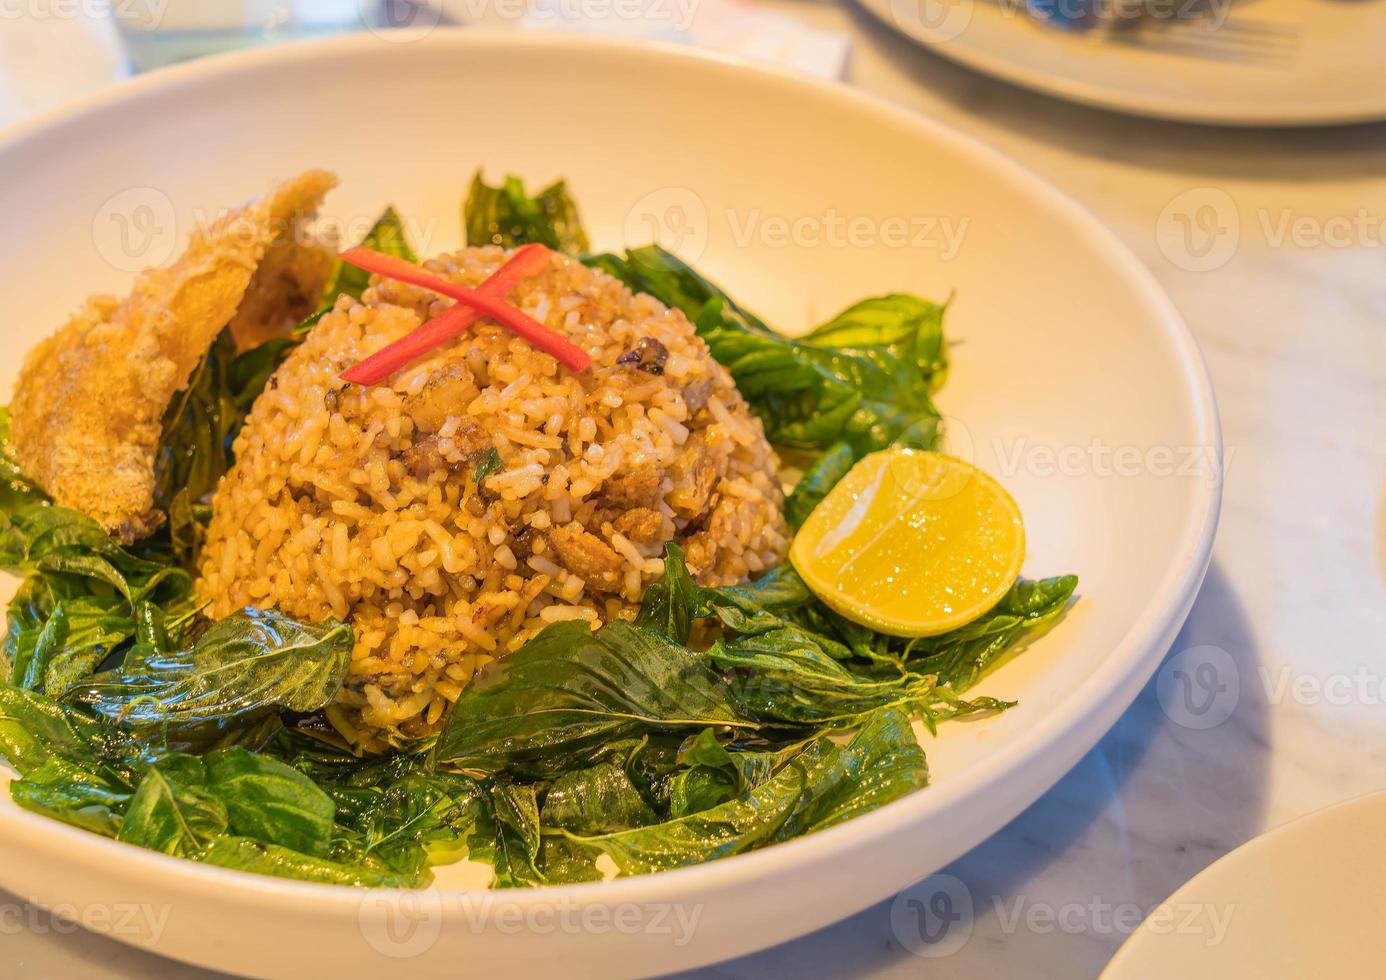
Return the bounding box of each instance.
[856,0,1386,125]
[1102,791,1386,977]
[0,31,1219,979]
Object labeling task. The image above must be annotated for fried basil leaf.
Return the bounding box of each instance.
[902,575,1079,691]
[784,441,855,531]
[464,172,590,254]
[65,609,352,749]
[9,756,131,837]
[196,836,417,888]
[541,762,659,835]
[320,206,418,306]
[633,544,700,645]
[0,407,45,514]
[204,746,336,856]
[117,756,229,857]
[432,620,751,778]
[552,709,926,880]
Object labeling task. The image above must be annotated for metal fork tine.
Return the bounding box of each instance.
[1174,27,1298,49]
[1118,38,1284,65]
[1216,20,1298,37]
[1114,23,1299,65]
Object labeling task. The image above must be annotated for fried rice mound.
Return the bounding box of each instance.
[196,247,789,750]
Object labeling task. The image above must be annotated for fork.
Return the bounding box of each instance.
[1023,0,1301,67]
[1113,11,1300,66]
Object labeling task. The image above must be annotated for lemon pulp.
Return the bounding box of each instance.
[789,449,1026,637]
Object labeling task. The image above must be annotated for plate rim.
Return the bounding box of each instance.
[852,0,1386,127]
[1100,788,1386,977]
[0,28,1221,917]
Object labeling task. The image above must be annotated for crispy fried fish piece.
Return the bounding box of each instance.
[228,206,338,349]
[8,170,337,542]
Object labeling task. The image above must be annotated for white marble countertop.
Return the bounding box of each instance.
[3,5,1385,978]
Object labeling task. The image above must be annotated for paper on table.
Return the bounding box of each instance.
[442,0,853,80]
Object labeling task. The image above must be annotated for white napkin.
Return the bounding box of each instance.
[0,16,128,131]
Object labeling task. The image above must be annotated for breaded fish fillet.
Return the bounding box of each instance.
[8,170,337,542]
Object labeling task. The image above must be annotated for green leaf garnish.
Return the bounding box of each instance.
[464,172,590,254]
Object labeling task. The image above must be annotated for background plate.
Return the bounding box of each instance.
[855,0,1386,126]
[1103,791,1386,977]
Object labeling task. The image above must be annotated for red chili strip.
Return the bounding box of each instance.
[340,244,555,385]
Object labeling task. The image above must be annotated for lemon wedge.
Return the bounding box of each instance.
[789,449,1025,637]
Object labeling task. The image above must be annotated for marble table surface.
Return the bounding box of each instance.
[3,5,1385,978]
